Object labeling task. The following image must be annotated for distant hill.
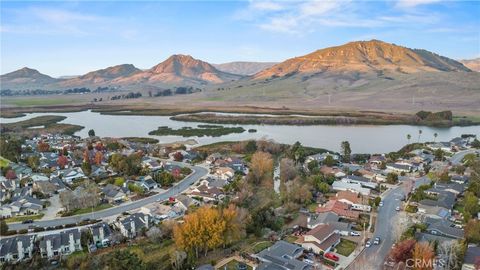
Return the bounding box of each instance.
[0,67,60,90]
[55,64,141,88]
[254,40,470,79]
[460,58,480,72]
[213,61,277,75]
[113,54,242,86]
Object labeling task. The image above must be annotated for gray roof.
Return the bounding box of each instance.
[0,235,34,257]
[102,184,124,198]
[419,191,456,210]
[39,229,81,250]
[121,213,149,232]
[308,212,339,228]
[257,240,304,260]
[463,246,480,265]
[426,219,464,239]
[90,222,112,239]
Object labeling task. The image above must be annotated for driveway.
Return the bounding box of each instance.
[40,194,62,220]
[8,162,208,231]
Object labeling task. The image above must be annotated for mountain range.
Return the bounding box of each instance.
[0,40,477,92]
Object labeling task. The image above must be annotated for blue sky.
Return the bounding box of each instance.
[1,0,479,77]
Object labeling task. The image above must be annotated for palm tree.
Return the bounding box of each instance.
[407,134,411,144]
[418,129,423,142]
[433,132,438,142]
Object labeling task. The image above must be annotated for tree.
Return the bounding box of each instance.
[106,250,145,270]
[471,138,480,149]
[464,191,479,221]
[341,141,351,162]
[386,172,399,184]
[280,158,297,182]
[317,182,330,194]
[82,161,92,175]
[412,242,435,270]
[389,239,416,263]
[37,141,50,152]
[324,155,336,166]
[417,129,423,142]
[0,220,8,235]
[57,155,68,169]
[407,134,411,144]
[433,132,438,142]
[88,129,96,137]
[245,140,257,153]
[248,151,273,186]
[27,156,40,171]
[5,169,17,180]
[94,151,104,165]
[465,219,480,244]
[145,226,162,242]
[173,152,184,162]
[434,149,444,161]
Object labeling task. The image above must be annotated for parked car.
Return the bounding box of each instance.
[374,237,381,245]
[304,259,315,265]
[395,206,401,211]
[366,240,372,247]
[350,231,360,236]
[22,219,33,224]
[379,201,384,207]
[324,253,339,261]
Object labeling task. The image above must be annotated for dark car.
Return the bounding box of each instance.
[22,219,34,224]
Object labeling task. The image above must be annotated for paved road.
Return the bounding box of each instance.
[8,162,208,231]
[348,184,406,269]
[450,149,478,165]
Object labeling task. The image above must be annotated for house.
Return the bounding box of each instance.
[0,196,44,218]
[305,213,351,236]
[335,190,371,212]
[386,163,412,173]
[139,202,183,222]
[102,184,126,204]
[342,175,378,189]
[205,153,222,165]
[39,229,82,258]
[30,174,49,182]
[0,235,35,263]
[52,168,85,183]
[90,165,109,179]
[189,184,224,202]
[212,167,235,181]
[90,223,112,247]
[297,224,341,254]
[306,153,340,164]
[116,213,151,238]
[175,195,200,211]
[320,166,346,178]
[256,241,310,270]
[461,245,480,270]
[316,200,359,220]
[332,180,370,196]
[139,178,158,191]
[424,218,464,239]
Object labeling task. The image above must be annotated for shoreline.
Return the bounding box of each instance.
[1,104,479,127]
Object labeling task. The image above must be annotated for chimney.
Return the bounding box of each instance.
[144,215,149,228]
[99,226,105,241]
[69,233,75,252]
[46,239,53,258]
[17,239,24,260]
[130,220,135,237]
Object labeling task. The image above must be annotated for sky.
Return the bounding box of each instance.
[1,0,479,77]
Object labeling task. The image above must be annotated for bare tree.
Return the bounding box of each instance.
[438,240,460,269]
[280,158,297,183]
[146,226,162,242]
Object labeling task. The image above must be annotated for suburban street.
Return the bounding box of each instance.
[450,149,478,165]
[8,161,208,231]
[348,184,406,269]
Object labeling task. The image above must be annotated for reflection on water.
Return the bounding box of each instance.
[1,110,479,153]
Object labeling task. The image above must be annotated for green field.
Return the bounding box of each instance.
[66,204,113,216]
[335,238,357,257]
[5,214,44,223]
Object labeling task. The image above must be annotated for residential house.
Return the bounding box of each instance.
[175,195,200,211]
[424,218,464,240]
[316,200,360,220]
[335,190,371,212]
[332,180,370,196]
[462,245,480,270]
[116,213,151,238]
[256,241,310,270]
[90,223,112,247]
[90,165,109,179]
[0,235,35,263]
[297,224,341,254]
[102,184,127,204]
[189,184,224,202]
[320,166,346,178]
[52,168,85,184]
[212,167,235,181]
[39,229,82,258]
[386,163,412,173]
[306,153,340,164]
[342,175,378,189]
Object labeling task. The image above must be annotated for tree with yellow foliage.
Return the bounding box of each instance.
[412,242,435,270]
[249,151,273,186]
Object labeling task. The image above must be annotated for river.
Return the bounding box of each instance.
[1,110,479,153]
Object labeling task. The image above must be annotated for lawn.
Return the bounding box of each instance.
[218,260,253,270]
[252,241,273,253]
[284,235,298,243]
[0,156,10,168]
[5,214,44,223]
[335,239,357,257]
[69,204,113,216]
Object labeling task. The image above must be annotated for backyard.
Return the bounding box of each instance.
[335,238,357,257]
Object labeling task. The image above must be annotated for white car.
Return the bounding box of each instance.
[396,206,401,211]
[379,201,384,207]
[350,231,360,236]
[365,241,372,247]
[374,237,381,245]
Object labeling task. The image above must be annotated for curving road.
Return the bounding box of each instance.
[450,149,479,165]
[348,184,406,269]
[8,162,208,231]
